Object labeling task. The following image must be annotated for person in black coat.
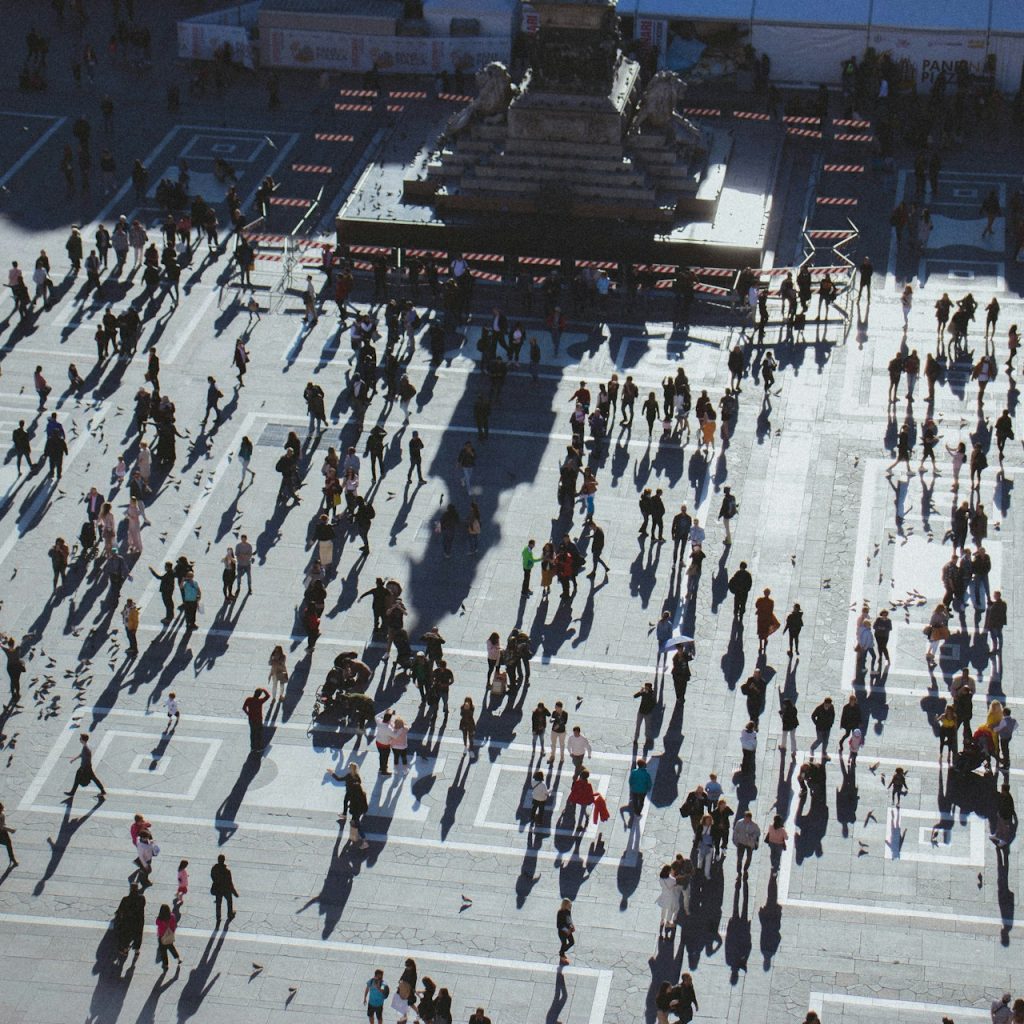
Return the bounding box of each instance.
[114,883,146,958]
[210,854,239,924]
[728,562,753,618]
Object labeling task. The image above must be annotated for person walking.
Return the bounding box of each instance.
[717,486,738,545]
[210,854,239,924]
[114,883,145,959]
[363,969,390,1023]
[778,698,799,759]
[783,603,803,656]
[696,814,715,878]
[155,904,182,971]
[733,810,761,875]
[765,814,788,874]
[64,733,106,801]
[556,898,575,964]
[242,687,270,752]
[656,863,682,938]
[567,725,593,778]
[0,803,18,867]
[530,770,549,826]
[739,721,758,773]
[809,697,834,761]
[754,588,778,655]
[459,697,476,752]
[729,561,752,618]
[628,758,653,823]
[268,645,288,702]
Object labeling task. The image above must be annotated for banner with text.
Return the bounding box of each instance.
[265,29,510,73]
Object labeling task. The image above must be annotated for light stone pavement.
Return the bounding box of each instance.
[0,43,1023,1024]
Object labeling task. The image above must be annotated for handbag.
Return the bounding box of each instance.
[922,625,933,638]
[159,928,175,947]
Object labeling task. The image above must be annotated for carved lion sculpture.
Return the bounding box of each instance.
[445,62,515,136]
[632,70,706,155]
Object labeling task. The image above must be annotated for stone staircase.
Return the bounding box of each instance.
[422,122,689,222]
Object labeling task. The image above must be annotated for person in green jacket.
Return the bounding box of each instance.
[521,538,539,595]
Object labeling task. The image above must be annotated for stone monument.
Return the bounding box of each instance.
[416,0,721,226]
[338,0,762,265]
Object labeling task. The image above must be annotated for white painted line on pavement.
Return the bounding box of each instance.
[0,912,615,991]
[0,116,66,189]
[0,404,108,570]
[136,411,255,615]
[134,621,659,676]
[17,719,80,811]
[163,286,219,364]
[25,801,635,866]
[94,125,184,226]
[76,706,640,761]
[809,992,987,1018]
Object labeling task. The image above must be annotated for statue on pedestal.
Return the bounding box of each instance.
[445,62,516,137]
[631,70,707,160]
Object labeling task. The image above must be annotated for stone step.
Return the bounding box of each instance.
[467,162,647,186]
[452,175,660,205]
[503,137,626,161]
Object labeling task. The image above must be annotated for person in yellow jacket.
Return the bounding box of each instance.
[122,598,140,656]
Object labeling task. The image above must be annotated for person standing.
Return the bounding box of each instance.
[656,863,682,938]
[121,598,140,656]
[155,904,181,971]
[986,590,1007,657]
[873,609,893,665]
[521,538,538,595]
[180,571,201,631]
[150,561,176,623]
[375,710,395,776]
[549,701,568,763]
[556,898,575,964]
[997,707,1018,769]
[242,687,270,753]
[633,682,658,748]
[857,256,873,299]
[210,854,239,924]
[235,535,254,594]
[65,733,106,801]
[1,636,25,707]
[765,814,788,874]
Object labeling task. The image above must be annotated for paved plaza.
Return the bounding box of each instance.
[1,5,1024,1024]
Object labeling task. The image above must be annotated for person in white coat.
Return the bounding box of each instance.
[656,863,681,938]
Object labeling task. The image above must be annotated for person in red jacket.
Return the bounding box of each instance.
[242,687,270,752]
[568,769,595,830]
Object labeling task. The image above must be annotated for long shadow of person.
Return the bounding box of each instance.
[439,752,471,841]
[34,800,101,895]
[136,964,180,1024]
[297,831,359,939]
[545,970,568,1024]
[176,929,227,1023]
[87,920,134,1023]
[724,875,752,984]
[214,751,263,845]
[758,872,783,969]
